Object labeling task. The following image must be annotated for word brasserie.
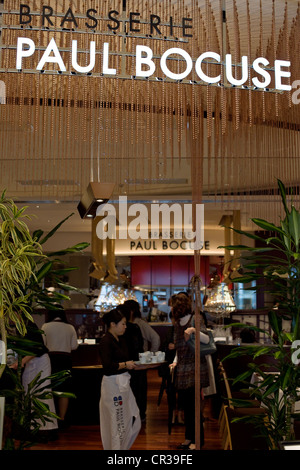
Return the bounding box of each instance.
[19,4,193,36]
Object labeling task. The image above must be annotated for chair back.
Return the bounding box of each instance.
[218,361,234,408]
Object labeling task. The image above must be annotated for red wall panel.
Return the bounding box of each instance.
[130,256,152,286]
[131,255,211,287]
[171,256,190,286]
[151,257,171,286]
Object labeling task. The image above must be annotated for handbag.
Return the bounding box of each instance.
[186,315,217,357]
[200,330,217,357]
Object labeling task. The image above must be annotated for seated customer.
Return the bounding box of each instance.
[240,328,256,343]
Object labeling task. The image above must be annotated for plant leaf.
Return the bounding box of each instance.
[277,179,289,216]
[47,242,90,257]
[34,261,53,282]
[39,213,74,245]
[252,218,286,236]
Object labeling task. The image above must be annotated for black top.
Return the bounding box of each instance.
[26,322,48,357]
[99,332,130,376]
[123,322,144,361]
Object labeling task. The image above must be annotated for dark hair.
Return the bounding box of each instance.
[240,328,256,343]
[169,295,177,307]
[117,303,131,322]
[177,291,189,297]
[46,310,68,323]
[172,293,192,321]
[123,299,141,319]
[102,308,125,327]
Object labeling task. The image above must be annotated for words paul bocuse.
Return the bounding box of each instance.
[16,4,291,90]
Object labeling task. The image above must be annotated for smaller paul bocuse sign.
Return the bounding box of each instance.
[16,36,292,90]
[113,231,221,255]
[129,238,210,253]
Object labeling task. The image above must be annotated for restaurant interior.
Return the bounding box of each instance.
[0,0,300,452]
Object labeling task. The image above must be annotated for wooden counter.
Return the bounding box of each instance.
[68,364,103,425]
[71,343,101,366]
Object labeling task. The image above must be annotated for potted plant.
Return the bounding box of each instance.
[219,179,300,449]
[2,355,73,450]
[0,191,89,449]
[0,191,43,379]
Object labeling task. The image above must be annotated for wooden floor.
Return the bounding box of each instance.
[30,369,223,451]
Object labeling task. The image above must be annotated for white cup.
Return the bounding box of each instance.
[156,351,165,362]
[151,356,158,363]
[139,352,148,364]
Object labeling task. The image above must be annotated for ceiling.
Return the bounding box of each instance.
[0,0,299,245]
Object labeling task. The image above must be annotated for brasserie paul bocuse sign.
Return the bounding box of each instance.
[15,3,291,91]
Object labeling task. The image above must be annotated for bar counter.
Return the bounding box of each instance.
[64,339,100,424]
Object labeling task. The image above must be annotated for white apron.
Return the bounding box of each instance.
[22,353,58,430]
[100,372,141,450]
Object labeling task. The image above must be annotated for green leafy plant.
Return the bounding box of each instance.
[0,191,44,379]
[28,213,89,312]
[1,331,76,450]
[0,191,89,371]
[2,350,74,450]
[219,179,300,449]
[0,191,89,448]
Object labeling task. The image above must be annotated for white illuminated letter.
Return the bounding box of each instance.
[274,60,291,91]
[72,40,95,73]
[135,45,155,77]
[160,48,193,80]
[102,42,116,75]
[16,37,35,69]
[252,57,271,88]
[37,37,66,71]
[195,52,221,84]
[225,54,248,86]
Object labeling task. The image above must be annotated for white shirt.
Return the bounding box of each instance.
[179,314,209,344]
[42,320,78,353]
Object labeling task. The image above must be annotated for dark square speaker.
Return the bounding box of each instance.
[77,182,115,219]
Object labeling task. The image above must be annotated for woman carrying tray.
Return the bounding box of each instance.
[99,307,141,450]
